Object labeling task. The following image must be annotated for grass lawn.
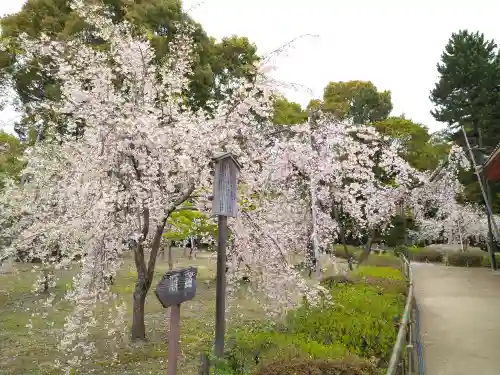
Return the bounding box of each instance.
[0,248,406,375]
[0,249,265,375]
[332,244,401,268]
[231,263,407,374]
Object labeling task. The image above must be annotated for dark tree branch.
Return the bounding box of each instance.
[142,207,150,241]
[146,183,196,287]
[134,241,147,283]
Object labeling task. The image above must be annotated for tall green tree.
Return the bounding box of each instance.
[431,30,500,212]
[0,0,259,138]
[430,30,500,150]
[162,206,217,268]
[0,131,25,189]
[271,96,308,125]
[311,80,392,124]
[373,116,449,171]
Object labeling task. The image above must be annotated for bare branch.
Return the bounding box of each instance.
[242,211,288,265]
[261,34,320,64]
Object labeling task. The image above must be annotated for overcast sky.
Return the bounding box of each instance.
[2,0,500,134]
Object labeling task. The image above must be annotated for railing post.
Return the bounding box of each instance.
[406,344,414,374]
[397,361,404,375]
[387,256,417,375]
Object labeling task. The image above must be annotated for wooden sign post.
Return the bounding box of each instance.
[155,266,198,375]
[211,153,241,358]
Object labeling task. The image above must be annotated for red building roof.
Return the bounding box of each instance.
[483,146,500,180]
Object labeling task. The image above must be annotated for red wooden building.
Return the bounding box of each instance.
[483,146,500,180]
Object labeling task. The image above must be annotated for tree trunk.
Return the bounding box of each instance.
[331,203,349,257]
[129,178,195,342]
[306,239,317,278]
[43,274,49,293]
[308,116,321,280]
[358,229,376,266]
[309,183,321,279]
[168,240,173,270]
[131,282,148,341]
[159,243,165,260]
[189,237,196,260]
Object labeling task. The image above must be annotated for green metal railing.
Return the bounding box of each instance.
[386,256,420,375]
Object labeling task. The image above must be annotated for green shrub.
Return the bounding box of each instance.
[393,244,409,258]
[321,266,407,295]
[354,266,403,281]
[226,330,347,372]
[412,241,427,248]
[286,283,404,361]
[407,246,420,254]
[409,248,443,263]
[447,251,484,267]
[358,276,407,295]
[481,253,500,268]
[381,215,409,248]
[226,264,406,373]
[334,246,399,267]
[320,275,354,289]
[256,356,379,375]
[362,253,400,268]
[351,266,407,295]
[334,245,362,260]
[211,359,240,375]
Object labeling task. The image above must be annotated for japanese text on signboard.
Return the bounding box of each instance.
[155,266,197,308]
[212,155,240,217]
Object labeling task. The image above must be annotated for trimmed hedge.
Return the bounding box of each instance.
[409,248,443,263]
[481,253,500,268]
[332,245,400,268]
[333,246,362,260]
[445,250,500,268]
[409,246,500,268]
[446,251,484,267]
[322,266,407,296]
[320,274,354,289]
[256,357,379,375]
[362,254,400,268]
[335,243,500,269]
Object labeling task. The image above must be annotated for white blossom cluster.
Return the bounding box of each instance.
[0,0,278,367]
[409,145,496,245]
[224,113,425,317]
[0,0,482,370]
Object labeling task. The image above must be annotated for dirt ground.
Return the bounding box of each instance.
[412,262,500,375]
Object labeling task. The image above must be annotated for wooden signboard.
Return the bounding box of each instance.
[155,266,198,375]
[211,153,242,358]
[155,266,198,308]
[212,153,241,218]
